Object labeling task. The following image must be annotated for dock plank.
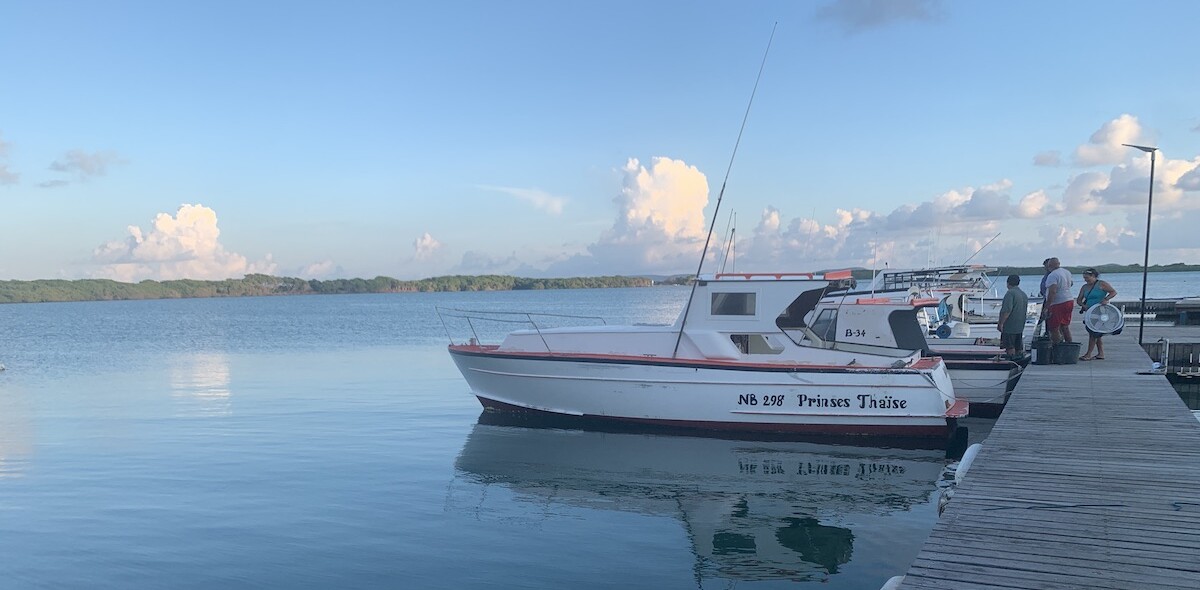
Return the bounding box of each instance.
[914,550,1197,588]
[898,331,1200,589]
[927,529,1200,562]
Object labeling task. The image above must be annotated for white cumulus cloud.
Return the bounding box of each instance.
[1092,223,1138,249]
[1053,225,1086,250]
[548,156,711,276]
[92,204,276,282]
[1061,171,1109,214]
[1090,152,1199,210]
[1179,163,1200,192]
[1015,189,1052,218]
[437,113,1200,277]
[300,260,340,278]
[1073,114,1147,166]
[413,232,442,260]
[1042,222,1139,255]
[881,181,1014,229]
[609,157,709,242]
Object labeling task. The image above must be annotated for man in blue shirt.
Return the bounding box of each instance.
[1038,258,1051,297]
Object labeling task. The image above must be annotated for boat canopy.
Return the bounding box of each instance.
[687,273,856,333]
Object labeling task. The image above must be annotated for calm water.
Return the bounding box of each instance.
[985,270,1200,300]
[1,274,1195,589]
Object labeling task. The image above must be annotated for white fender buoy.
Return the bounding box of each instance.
[880,575,905,590]
[955,443,982,484]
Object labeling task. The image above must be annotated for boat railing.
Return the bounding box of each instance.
[435,307,608,349]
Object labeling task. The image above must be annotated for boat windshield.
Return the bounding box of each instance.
[888,309,931,353]
[775,287,830,329]
[808,309,838,341]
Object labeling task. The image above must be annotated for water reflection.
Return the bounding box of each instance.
[0,383,32,479]
[1169,373,1200,410]
[450,414,947,585]
[169,353,232,417]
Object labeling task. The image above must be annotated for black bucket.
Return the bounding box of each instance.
[1053,342,1081,365]
[1031,337,1052,365]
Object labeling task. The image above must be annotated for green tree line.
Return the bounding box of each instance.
[3,264,1195,304]
[0,274,654,304]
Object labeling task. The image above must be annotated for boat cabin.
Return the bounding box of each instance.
[689,272,856,355]
[484,271,932,366]
[804,296,939,353]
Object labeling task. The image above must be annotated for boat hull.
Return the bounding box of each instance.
[449,345,963,439]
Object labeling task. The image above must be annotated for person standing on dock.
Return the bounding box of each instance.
[1038,258,1051,298]
[1077,268,1117,360]
[1037,258,1052,337]
[1041,257,1074,345]
[998,274,1030,358]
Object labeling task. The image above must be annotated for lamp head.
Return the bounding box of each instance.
[1122,143,1158,153]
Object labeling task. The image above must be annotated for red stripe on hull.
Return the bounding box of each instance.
[476,396,956,440]
[449,344,941,372]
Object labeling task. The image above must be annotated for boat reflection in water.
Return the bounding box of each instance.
[451,413,948,586]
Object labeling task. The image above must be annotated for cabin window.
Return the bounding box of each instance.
[730,334,784,355]
[809,309,838,341]
[711,292,756,316]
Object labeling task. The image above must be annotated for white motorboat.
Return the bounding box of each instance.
[866,264,995,292]
[864,264,1042,327]
[866,265,995,320]
[444,272,967,440]
[810,294,1026,417]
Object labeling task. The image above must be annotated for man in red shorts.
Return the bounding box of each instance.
[1040,257,1074,344]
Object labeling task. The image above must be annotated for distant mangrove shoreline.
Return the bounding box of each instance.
[0,274,656,304]
[1,263,1197,304]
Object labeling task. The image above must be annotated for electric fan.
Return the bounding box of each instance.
[1083,303,1124,335]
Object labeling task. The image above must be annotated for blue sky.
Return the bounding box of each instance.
[2,0,1199,281]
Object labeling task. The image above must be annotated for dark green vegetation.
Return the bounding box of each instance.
[2,263,1195,304]
[0,274,654,304]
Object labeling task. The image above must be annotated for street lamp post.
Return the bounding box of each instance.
[1122,143,1158,345]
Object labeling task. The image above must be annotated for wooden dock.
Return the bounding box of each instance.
[898,332,1200,589]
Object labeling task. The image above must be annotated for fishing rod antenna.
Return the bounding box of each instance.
[672,22,778,358]
[962,232,1000,265]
